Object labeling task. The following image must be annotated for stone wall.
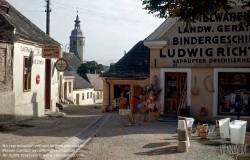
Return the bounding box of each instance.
[0,43,13,92]
[0,15,15,122]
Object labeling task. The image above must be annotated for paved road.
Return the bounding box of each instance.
[70,111,239,160]
[1,105,248,160]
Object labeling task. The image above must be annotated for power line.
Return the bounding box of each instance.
[18,11,44,12]
[52,5,123,55]
[50,1,157,25]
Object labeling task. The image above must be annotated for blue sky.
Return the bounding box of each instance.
[7,0,164,65]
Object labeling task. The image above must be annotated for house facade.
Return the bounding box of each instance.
[0,0,60,122]
[100,41,150,111]
[144,5,250,127]
[86,74,103,104]
[62,54,95,105]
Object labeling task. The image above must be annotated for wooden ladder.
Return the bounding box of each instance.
[177,78,187,115]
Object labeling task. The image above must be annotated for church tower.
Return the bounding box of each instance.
[70,11,85,62]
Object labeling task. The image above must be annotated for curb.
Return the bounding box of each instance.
[64,113,111,160]
[41,113,111,160]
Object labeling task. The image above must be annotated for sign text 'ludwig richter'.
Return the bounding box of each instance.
[42,44,61,58]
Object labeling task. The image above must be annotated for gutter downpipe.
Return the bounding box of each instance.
[105,78,110,109]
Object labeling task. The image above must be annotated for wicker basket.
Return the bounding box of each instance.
[191,77,199,95]
[197,123,208,137]
[200,129,207,138]
[121,109,131,115]
[191,88,199,95]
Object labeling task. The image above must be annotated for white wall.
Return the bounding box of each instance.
[51,58,60,111]
[63,78,74,101]
[13,42,59,121]
[94,91,103,104]
[73,88,94,105]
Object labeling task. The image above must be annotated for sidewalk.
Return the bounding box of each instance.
[0,104,106,160]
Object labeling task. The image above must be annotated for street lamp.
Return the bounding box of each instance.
[64,44,74,60]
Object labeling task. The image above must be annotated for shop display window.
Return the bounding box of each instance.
[218,73,250,115]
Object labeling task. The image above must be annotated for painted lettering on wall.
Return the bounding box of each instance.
[33,60,44,65]
[20,46,33,53]
[161,11,250,65]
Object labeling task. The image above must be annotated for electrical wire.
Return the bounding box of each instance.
[50,1,157,25]
[52,5,122,55]
[52,6,123,64]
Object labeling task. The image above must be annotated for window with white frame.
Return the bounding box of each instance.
[100,91,103,99]
[23,56,32,92]
[87,92,89,99]
[90,92,92,98]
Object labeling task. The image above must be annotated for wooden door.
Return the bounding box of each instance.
[64,82,67,98]
[165,73,187,114]
[45,59,51,109]
[76,94,79,105]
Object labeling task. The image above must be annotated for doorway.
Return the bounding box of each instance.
[45,59,51,109]
[76,94,79,105]
[114,85,130,100]
[64,82,67,98]
[165,73,187,114]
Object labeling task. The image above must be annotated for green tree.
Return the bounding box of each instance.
[141,0,250,26]
[77,61,104,77]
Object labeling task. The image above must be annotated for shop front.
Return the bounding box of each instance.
[144,5,250,128]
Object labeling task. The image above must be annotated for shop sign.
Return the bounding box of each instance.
[158,7,250,68]
[42,44,61,59]
[55,58,68,72]
[36,74,40,84]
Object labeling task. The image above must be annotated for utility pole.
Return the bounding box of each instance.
[45,0,51,35]
[44,0,52,110]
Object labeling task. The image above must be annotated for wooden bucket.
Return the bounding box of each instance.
[200,129,207,139]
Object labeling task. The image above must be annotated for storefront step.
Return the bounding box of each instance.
[157,114,178,122]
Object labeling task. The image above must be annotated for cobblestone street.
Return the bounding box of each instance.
[71,111,243,160]
[1,105,249,160]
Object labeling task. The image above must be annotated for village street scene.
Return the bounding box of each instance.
[1,0,250,160]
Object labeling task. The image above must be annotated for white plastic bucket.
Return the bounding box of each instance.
[178,120,187,129]
[229,120,247,144]
[185,117,195,128]
[218,118,230,139]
